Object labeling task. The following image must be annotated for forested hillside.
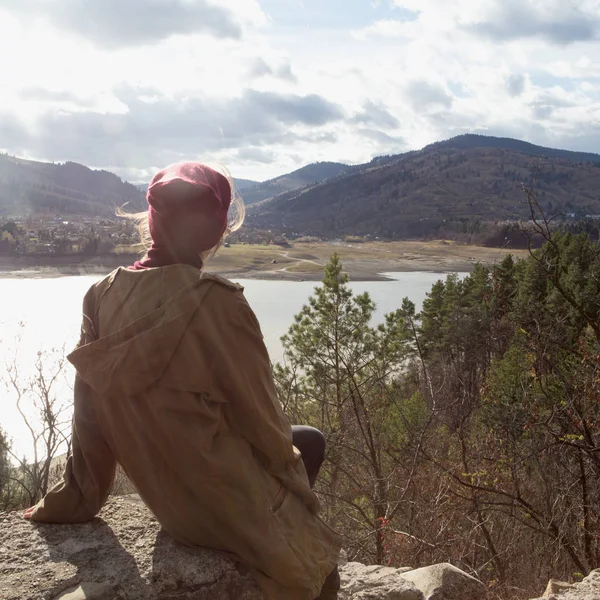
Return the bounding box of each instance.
[233,177,260,191]
[429,133,600,163]
[240,161,349,205]
[274,222,600,598]
[249,136,600,239]
[0,154,145,217]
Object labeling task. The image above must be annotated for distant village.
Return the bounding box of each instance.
[0,216,139,257]
[0,215,300,257]
[0,210,598,258]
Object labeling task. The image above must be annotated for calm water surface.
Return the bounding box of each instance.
[0,271,457,459]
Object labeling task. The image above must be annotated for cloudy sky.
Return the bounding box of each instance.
[0,0,599,183]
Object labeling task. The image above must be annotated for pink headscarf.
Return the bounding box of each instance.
[131,162,231,270]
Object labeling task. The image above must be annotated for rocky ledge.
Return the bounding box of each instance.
[1,495,489,599]
[529,571,600,600]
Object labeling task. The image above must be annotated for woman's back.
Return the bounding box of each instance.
[70,265,340,599]
[95,264,213,337]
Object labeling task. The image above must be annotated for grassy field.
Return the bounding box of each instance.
[206,240,530,280]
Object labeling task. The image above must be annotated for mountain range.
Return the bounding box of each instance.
[2,135,600,239]
[247,134,600,238]
[237,161,349,205]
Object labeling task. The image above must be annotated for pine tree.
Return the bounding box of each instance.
[274,254,411,563]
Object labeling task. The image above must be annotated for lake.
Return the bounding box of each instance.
[0,271,457,460]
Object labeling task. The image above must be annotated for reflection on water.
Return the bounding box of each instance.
[0,271,457,459]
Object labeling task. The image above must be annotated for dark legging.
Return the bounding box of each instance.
[291,425,325,488]
[291,425,339,599]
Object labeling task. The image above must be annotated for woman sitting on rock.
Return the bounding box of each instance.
[24,162,341,600]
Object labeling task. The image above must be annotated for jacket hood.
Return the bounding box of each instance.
[68,274,220,398]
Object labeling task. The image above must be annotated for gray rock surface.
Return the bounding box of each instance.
[542,580,576,597]
[0,495,264,600]
[338,560,489,600]
[529,569,600,600]
[338,562,422,600]
[400,563,488,600]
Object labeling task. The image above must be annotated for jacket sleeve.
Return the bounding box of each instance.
[30,286,116,523]
[214,295,319,512]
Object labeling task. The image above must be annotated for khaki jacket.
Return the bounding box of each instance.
[30,265,341,600]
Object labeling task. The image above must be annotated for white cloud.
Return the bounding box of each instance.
[0,0,268,49]
[0,0,598,182]
[548,56,600,79]
[368,0,600,44]
[466,0,600,45]
[351,19,417,41]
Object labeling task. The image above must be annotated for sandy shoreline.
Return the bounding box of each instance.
[0,267,441,282]
[0,241,528,281]
[0,260,476,281]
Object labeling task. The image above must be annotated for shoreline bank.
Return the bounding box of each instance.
[0,241,528,281]
[0,261,478,282]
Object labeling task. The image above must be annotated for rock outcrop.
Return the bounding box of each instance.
[1,495,488,600]
[339,563,421,600]
[339,562,487,600]
[529,570,600,600]
[401,563,488,600]
[0,496,264,600]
